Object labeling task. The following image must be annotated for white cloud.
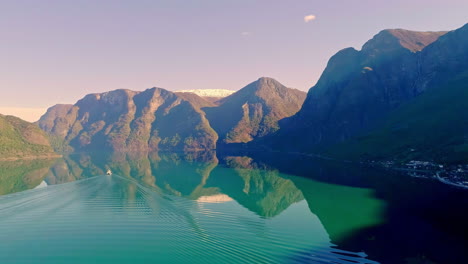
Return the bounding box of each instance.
[241,31,252,36]
[304,14,316,23]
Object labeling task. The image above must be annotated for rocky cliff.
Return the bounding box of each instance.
[39,78,306,152]
[39,88,218,152]
[204,77,306,144]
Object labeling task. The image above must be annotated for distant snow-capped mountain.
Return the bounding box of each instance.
[176,89,235,98]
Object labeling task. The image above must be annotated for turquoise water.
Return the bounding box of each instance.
[0,152,467,263]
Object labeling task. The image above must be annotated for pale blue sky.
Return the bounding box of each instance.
[1,0,467,121]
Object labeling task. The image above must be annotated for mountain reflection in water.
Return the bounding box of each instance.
[0,151,466,263]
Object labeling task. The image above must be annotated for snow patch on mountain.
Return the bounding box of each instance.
[176,89,235,98]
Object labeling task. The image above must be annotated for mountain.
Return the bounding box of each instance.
[327,72,468,164]
[260,24,468,164]
[39,78,306,151]
[38,88,218,152]
[0,114,57,160]
[204,77,306,144]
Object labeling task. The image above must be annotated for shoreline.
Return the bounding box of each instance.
[0,154,62,162]
[248,149,468,189]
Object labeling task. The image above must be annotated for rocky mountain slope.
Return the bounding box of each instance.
[260,24,468,163]
[327,72,468,164]
[0,114,57,159]
[39,78,305,152]
[204,77,306,144]
[38,88,218,152]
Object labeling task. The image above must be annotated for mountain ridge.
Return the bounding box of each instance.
[204,77,306,144]
[362,28,447,53]
[38,77,305,152]
[39,87,218,152]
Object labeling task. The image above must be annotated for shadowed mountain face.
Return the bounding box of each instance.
[327,73,468,163]
[38,88,218,152]
[0,114,57,159]
[261,24,468,163]
[204,77,306,144]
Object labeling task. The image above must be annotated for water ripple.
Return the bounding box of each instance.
[0,175,379,264]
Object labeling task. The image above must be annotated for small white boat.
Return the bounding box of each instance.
[106,169,112,175]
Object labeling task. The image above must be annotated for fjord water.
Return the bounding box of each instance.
[0,152,466,263]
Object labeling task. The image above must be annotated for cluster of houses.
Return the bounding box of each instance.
[372,160,468,188]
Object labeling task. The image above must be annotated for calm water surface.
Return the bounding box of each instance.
[0,151,466,263]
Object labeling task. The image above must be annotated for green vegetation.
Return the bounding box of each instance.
[0,115,56,159]
[48,135,73,153]
[327,73,468,164]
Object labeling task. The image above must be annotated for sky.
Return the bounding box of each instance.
[1,0,467,121]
